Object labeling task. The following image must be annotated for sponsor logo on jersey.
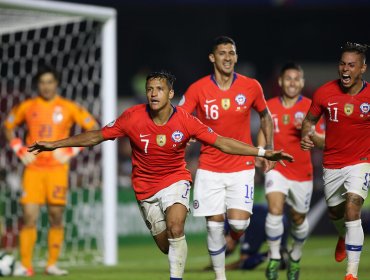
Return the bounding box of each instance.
[282,114,290,125]
[140,133,151,138]
[156,135,166,146]
[235,94,246,106]
[171,130,184,143]
[205,99,216,104]
[221,98,230,110]
[344,103,354,116]
[106,120,116,127]
[52,106,63,123]
[193,200,199,209]
[360,102,370,114]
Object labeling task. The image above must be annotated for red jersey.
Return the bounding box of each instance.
[101,104,218,200]
[179,73,267,172]
[268,96,325,181]
[309,80,370,168]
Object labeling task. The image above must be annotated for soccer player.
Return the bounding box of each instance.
[301,42,370,280]
[28,71,293,280]
[258,63,324,280]
[178,36,274,280]
[223,204,289,271]
[3,66,98,276]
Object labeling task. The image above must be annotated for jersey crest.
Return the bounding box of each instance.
[235,94,246,106]
[344,103,354,116]
[294,111,305,123]
[52,106,64,124]
[171,130,184,143]
[221,98,230,110]
[156,135,166,147]
[283,114,290,125]
[360,102,370,114]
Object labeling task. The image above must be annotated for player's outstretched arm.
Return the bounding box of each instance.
[212,135,293,163]
[301,112,324,150]
[28,130,105,155]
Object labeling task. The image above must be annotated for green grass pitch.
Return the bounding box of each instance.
[13,234,370,280]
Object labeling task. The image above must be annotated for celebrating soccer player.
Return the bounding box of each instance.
[258,63,324,280]
[4,66,98,276]
[28,71,293,280]
[178,36,274,280]
[301,42,370,280]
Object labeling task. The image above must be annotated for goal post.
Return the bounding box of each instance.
[0,0,117,266]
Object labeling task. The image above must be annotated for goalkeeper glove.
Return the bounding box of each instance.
[53,147,84,164]
[10,138,36,165]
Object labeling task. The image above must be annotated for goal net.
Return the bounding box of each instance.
[0,1,117,266]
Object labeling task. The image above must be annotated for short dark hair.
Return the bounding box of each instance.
[280,62,304,77]
[146,71,176,90]
[211,36,236,53]
[35,65,59,83]
[340,42,369,64]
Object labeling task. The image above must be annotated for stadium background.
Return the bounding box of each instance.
[57,0,370,236]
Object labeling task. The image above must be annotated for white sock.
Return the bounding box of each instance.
[345,219,363,277]
[168,235,187,279]
[332,217,346,237]
[290,218,309,261]
[265,213,284,259]
[207,221,226,280]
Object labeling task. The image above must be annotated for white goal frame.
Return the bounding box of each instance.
[0,0,118,266]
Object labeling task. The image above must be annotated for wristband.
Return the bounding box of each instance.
[257,147,266,157]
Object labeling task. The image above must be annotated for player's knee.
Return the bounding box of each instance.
[166,222,184,239]
[228,219,250,232]
[291,212,306,225]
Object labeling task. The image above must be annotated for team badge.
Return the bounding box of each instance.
[360,103,370,114]
[294,111,305,122]
[6,114,14,124]
[235,94,246,106]
[193,200,199,209]
[282,114,290,125]
[52,106,63,123]
[344,103,354,116]
[171,130,184,143]
[156,135,166,146]
[221,98,230,110]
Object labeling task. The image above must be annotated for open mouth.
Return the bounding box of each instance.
[341,74,351,84]
[150,99,160,104]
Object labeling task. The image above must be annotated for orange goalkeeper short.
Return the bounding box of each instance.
[21,166,69,205]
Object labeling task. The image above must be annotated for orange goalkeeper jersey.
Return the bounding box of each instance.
[5,95,97,169]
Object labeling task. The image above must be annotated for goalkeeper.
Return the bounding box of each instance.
[3,65,98,276]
